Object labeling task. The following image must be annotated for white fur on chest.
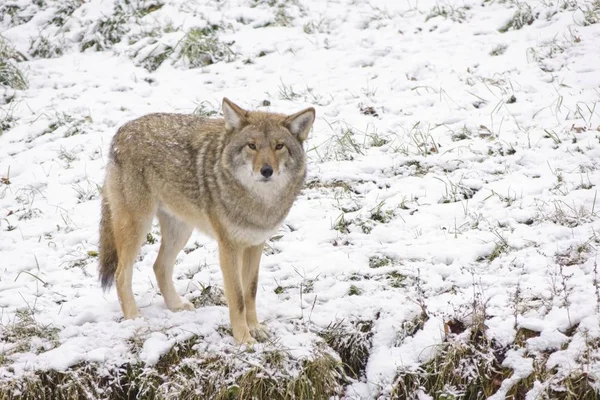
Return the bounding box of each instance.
[225,221,280,246]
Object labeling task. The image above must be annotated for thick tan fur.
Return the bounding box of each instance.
[98,98,315,344]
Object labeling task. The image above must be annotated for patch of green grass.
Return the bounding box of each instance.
[425,4,469,23]
[146,232,156,244]
[333,213,351,234]
[0,36,27,90]
[0,105,16,135]
[487,242,508,262]
[0,2,39,27]
[81,4,131,51]
[320,319,374,379]
[370,201,394,223]
[303,18,331,34]
[348,284,362,296]
[451,126,472,141]
[499,3,535,33]
[50,0,81,27]
[178,26,234,68]
[582,0,600,26]
[387,271,408,288]
[490,43,508,56]
[0,336,347,399]
[1,309,60,359]
[139,44,174,72]
[392,320,507,399]
[190,283,226,307]
[193,101,218,117]
[39,112,89,139]
[318,127,364,162]
[29,35,64,59]
[369,255,393,269]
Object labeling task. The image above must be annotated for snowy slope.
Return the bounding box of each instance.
[1,0,600,398]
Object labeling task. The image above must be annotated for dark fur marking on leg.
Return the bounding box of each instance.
[237,291,245,314]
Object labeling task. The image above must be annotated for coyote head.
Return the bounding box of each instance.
[221,98,315,197]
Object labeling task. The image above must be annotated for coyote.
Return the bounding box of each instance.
[98,98,315,344]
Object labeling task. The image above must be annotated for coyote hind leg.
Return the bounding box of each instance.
[111,201,154,320]
[154,209,194,312]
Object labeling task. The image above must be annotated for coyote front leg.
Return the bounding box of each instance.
[243,243,268,340]
[218,239,254,344]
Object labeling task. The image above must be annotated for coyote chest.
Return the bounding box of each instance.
[224,221,280,246]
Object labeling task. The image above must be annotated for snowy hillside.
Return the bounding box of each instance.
[1,0,600,398]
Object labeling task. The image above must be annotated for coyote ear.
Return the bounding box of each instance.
[285,107,315,142]
[222,98,247,132]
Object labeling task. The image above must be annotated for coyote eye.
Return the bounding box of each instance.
[275,143,284,150]
[248,143,257,150]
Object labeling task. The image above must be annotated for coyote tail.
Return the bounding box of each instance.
[99,196,118,290]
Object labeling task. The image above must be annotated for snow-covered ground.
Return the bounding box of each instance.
[1,0,600,398]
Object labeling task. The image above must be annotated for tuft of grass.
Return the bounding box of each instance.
[425,4,469,23]
[178,26,234,68]
[50,0,82,27]
[139,43,173,72]
[333,213,351,234]
[582,0,600,26]
[29,35,64,59]
[278,80,300,101]
[81,4,131,51]
[193,101,218,117]
[347,284,362,296]
[499,3,535,33]
[0,36,27,90]
[0,104,16,135]
[387,271,408,288]
[32,112,90,142]
[370,201,394,223]
[303,18,331,34]
[146,232,156,244]
[490,43,508,56]
[72,181,100,203]
[320,319,374,379]
[1,309,60,359]
[313,126,364,162]
[189,283,226,308]
[451,126,473,141]
[406,121,439,156]
[393,310,506,399]
[369,255,393,269]
[488,244,505,262]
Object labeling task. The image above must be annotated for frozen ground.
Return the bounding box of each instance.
[1,0,600,398]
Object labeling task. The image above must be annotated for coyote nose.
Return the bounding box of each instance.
[260,165,273,178]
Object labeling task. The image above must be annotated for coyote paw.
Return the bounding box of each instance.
[168,298,195,312]
[233,329,256,345]
[250,324,270,342]
[123,310,141,320]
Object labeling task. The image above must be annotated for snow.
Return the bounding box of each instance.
[1,0,600,397]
